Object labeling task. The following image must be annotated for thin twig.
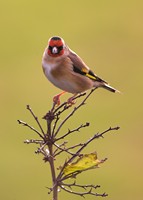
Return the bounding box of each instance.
[53,141,68,155]
[51,115,60,137]
[67,126,120,164]
[60,185,108,197]
[54,143,84,157]
[54,89,96,137]
[17,120,44,139]
[24,139,44,144]
[56,122,90,142]
[51,92,90,138]
[35,148,48,157]
[54,143,75,156]
[66,143,84,150]
[61,181,100,190]
[57,126,120,180]
[26,105,46,137]
[53,92,86,114]
[35,141,49,154]
[46,186,53,195]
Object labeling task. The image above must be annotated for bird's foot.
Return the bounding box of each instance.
[53,91,66,106]
[67,94,77,106]
[53,95,61,106]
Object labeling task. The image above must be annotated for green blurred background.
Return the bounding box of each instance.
[0,0,143,199]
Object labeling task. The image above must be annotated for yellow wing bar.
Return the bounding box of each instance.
[81,68,97,81]
[85,73,96,80]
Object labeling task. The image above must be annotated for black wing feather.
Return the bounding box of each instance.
[73,65,86,76]
[73,65,107,83]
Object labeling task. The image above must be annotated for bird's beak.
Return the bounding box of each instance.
[52,46,58,54]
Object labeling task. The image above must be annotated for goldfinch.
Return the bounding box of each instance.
[42,36,118,105]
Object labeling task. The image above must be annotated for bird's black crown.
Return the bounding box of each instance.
[51,36,61,41]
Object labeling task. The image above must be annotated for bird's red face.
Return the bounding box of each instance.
[47,36,64,57]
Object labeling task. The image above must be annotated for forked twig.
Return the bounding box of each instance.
[17,120,44,139]
[56,122,90,142]
[26,105,45,137]
[61,181,100,190]
[57,126,120,180]
[60,184,108,197]
[54,88,96,137]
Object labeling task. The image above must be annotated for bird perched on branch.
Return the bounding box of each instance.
[42,36,119,105]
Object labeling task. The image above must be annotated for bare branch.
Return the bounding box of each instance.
[66,143,84,150]
[53,92,87,114]
[17,120,44,139]
[54,143,75,156]
[46,186,53,195]
[60,184,108,197]
[57,126,120,180]
[56,122,90,142]
[53,141,68,155]
[35,141,49,154]
[54,89,96,137]
[54,143,84,157]
[26,105,45,137]
[51,115,60,137]
[18,88,120,199]
[66,126,120,164]
[61,181,100,190]
[24,139,44,144]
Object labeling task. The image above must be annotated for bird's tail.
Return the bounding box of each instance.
[102,83,120,93]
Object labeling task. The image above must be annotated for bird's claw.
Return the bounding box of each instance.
[53,95,61,106]
[67,97,76,106]
[53,91,66,106]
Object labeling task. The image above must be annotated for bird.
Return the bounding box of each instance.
[42,36,119,105]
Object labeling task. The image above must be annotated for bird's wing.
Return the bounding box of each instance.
[68,48,107,83]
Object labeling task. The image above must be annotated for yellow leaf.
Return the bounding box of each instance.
[63,152,104,176]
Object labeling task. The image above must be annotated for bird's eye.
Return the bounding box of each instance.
[58,46,63,51]
[48,46,53,51]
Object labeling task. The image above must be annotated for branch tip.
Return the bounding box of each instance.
[26,104,30,109]
[17,119,23,124]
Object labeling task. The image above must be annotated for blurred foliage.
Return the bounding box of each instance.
[0,0,143,200]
